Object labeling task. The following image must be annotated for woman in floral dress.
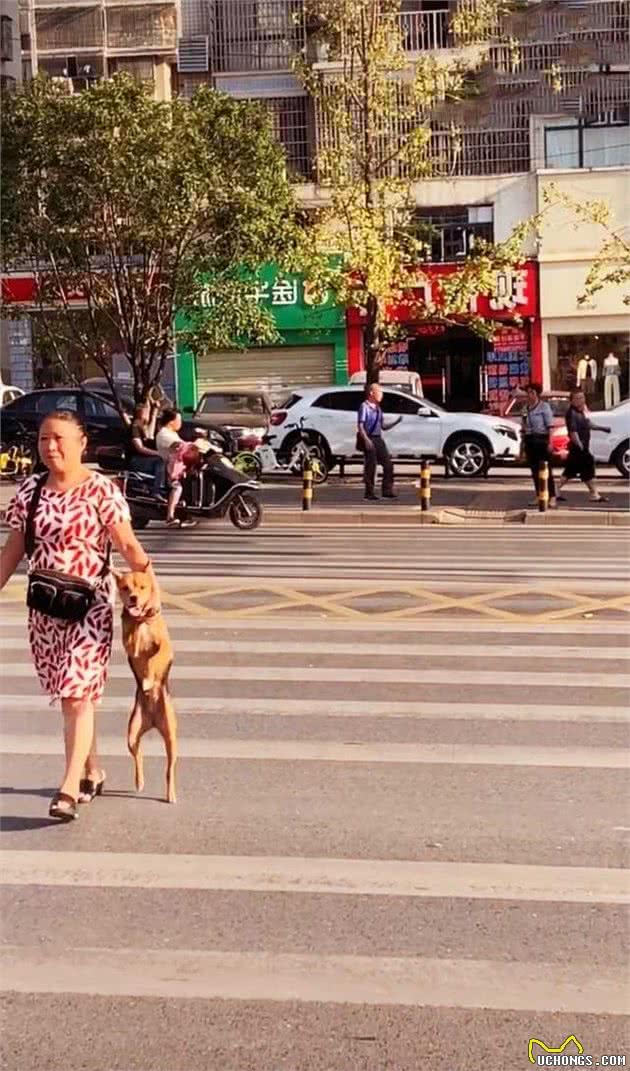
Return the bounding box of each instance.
[0,410,160,821]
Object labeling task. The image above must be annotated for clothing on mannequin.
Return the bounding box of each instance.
[576,355,598,397]
[603,353,621,409]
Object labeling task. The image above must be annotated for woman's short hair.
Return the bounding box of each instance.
[526,382,543,396]
[38,409,87,435]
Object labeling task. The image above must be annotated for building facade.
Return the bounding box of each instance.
[19,0,178,98]
[175,264,347,410]
[173,0,629,411]
[536,165,629,406]
[1,0,21,88]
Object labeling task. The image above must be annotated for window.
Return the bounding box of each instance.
[31,392,77,415]
[412,205,494,262]
[198,393,266,415]
[545,117,630,169]
[1,15,13,62]
[382,392,421,415]
[4,394,30,414]
[84,395,118,418]
[312,390,364,411]
[52,393,79,412]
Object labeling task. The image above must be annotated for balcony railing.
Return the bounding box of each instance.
[208,0,305,74]
[399,6,451,53]
[106,6,176,51]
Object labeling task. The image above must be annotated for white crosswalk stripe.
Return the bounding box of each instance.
[130,525,630,581]
[1,606,629,1067]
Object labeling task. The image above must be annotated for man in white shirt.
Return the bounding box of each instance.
[155,408,195,528]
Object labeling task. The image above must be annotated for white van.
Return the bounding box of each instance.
[348,370,423,397]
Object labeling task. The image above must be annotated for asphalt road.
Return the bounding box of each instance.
[1,522,629,1070]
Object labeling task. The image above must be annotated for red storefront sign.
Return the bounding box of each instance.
[2,274,87,306]
[346,261,541,381]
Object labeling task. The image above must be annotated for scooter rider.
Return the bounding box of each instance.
[155,408,196,528]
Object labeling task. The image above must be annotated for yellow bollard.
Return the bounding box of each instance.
[420,459,431,513]
[538,460,549,513]
[302,458,313,512]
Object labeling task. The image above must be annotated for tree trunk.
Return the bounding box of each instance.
[363,293,380,387]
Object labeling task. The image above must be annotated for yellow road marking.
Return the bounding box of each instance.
[2,581,628,622]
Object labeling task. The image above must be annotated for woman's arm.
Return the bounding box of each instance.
[0,531,25,591]
[131,436,160,458]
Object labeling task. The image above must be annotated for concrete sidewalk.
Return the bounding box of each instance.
[261,506,630,527]
[1,476,628,528]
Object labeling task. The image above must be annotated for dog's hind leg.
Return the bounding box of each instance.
[157,691,178,804]
[127,689,152,793]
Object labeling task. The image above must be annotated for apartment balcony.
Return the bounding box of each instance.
[398,4,452,53]
[207,0,305,75]
[106,5,176,53]
[502,0,629,45]
[35,7,103,51]
[33,2,175,53]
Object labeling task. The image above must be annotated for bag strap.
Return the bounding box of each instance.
[24,473,48,561]
[24,472,111,579]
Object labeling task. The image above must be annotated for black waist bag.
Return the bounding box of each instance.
[25,474,109,623]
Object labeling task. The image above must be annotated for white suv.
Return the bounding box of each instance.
[591,400,630,478]
[270,386,521,477]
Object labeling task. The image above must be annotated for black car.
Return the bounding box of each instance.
[0,388,129,461]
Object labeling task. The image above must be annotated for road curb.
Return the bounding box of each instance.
[2,506,627,528]
[262,507,629,527]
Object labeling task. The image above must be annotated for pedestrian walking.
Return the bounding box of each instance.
[357,383,401,501]
[522,382,557,508]
[0,410,160,822]
[556,389,610,503]
[127,401,165,491]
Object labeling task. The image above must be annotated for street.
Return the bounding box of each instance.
[1,520,629,1070]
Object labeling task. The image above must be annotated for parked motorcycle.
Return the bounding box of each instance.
[100,444,263,531]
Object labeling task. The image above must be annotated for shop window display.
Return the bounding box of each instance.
[549,334,629,409]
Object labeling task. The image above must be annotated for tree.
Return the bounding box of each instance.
[1,75,303,410]
[295,0,533,384]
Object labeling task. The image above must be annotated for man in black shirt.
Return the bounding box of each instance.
[556,390,610,503]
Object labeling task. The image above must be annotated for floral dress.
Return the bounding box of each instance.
[6,471,130,704]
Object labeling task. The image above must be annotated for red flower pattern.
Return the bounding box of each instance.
[6,472,130,703]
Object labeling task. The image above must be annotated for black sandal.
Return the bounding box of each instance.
[49,792,78,822]
[78,773,106,804]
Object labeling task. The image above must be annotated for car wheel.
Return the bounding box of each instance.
[612,440,630,479]
[444,436,490,478]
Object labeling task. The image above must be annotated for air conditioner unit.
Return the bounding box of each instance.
[177,36,209,73]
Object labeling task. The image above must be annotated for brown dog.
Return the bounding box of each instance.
[115,570,177,803]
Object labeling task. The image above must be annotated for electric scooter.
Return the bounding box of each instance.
[100,445,263,531]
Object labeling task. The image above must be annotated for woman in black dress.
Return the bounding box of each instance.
[556,389,610,503]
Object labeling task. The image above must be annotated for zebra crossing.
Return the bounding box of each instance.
[136,524,630,583]
[0,607,628,1070]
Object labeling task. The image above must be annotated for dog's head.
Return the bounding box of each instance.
[115,571,155,617]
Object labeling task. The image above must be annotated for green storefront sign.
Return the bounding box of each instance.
[175,265,347,410]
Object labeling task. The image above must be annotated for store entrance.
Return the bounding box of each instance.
[408,329,486,411]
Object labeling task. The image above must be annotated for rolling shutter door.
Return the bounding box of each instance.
[196,346,334,397]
